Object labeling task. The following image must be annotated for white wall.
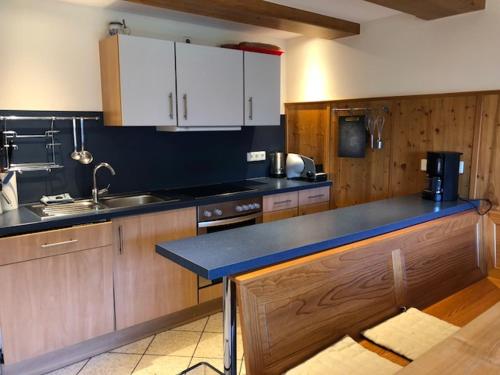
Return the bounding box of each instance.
[284,1,500,103]
[0,0,286,111]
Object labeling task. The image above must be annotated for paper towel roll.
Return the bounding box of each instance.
[1,172,19,211]
[286,153,304,178]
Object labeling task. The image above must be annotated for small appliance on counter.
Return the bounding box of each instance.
[270,152,286,178]
[286,153,327,182]
[422,151,462,202]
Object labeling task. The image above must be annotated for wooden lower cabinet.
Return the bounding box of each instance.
[263,207,298,223]
[0,244,114,364]
[112,208,198,330]
[298,201,330,216]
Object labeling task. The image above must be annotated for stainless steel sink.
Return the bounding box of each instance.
[99,194,165,209]
[28,199,104,219]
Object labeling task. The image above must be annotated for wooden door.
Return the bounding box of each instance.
[176,43,244,127]
[0,246,114,364]
[113,208,198,330]
[244,52,280,126]
[119,35,177,126]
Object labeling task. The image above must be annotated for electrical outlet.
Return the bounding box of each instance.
[247,151,266,162]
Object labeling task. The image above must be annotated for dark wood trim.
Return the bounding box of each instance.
[125,0,360,39]
[1,299,222,375]
[285,89,500,107]
[365,0,485,20]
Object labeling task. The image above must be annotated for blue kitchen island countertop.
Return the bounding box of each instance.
[156,195,476,280]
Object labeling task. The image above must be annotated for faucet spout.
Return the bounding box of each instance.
[92,162,116,203]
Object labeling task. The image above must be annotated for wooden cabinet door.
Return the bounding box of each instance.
[263,207,298,223]
[118,35,177,126]
[0,246,114,364]
[113,208,198,330]
[299,201,330,216]
[176,43,244,127]
[244,52,280,126]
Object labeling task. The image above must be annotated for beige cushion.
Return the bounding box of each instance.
[285,336,402,375]
[362,308,460,360]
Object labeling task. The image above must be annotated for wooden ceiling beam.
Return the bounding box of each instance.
[125,0,360,39]
[365,0,486,20]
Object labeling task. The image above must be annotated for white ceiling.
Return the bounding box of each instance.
[267,0,400,23]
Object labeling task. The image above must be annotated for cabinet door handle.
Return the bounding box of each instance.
[308,194,325,199]
[118,225,124,254]
[183,94,188,120]
[248,97,253,120]
[41,239,78,248]
[274,199,292,206]
[168,92,174,119]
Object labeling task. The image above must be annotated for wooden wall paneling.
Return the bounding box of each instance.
[486,211,500,278]
[390,95,477,198]
[470,94,500,206]
[285,102,331,173]
[235,211,484,375]
[330,100,393,207]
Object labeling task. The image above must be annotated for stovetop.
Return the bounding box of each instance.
[163,182,261,199]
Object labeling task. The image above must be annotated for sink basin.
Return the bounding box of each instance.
[28,199,103,219]
[100,194,165,209]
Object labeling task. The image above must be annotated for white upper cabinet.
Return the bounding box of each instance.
[244,52,281,126]
[99,35,177,126]
[175,43,244,128]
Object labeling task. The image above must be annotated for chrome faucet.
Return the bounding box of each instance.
[92,162,116,203]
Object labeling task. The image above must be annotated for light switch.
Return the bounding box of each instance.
[420,159,427,172]
[459,161,465,174]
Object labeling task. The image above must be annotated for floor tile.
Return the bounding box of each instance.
[193,332,244,359]
[146,330,202,356]
[172,317,208,332]
[189,357,242,374]
[44,359,88,375]
[111,336,154,355]
[79,353,141,375]
[204,312,241,333]
[133,355,191,375]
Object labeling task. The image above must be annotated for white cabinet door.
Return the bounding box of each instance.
[176,43,244,127]
[119,35,177,126]
[244,52,281,126]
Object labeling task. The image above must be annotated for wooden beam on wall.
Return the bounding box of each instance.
[365,0,486,20]
[125,0,360,39]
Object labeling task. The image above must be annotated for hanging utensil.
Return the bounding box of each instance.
[375,114,385,150]
[70,117,81,161]
[78,117,93,164]
[366,115,376,149]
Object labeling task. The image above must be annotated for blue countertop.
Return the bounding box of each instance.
[156,195,476,280]
[0,178,330,237]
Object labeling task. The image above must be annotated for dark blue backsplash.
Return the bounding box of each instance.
[0,110,285,204]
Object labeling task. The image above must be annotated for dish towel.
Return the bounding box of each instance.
[362,308,460,360]
[285,336,402,375]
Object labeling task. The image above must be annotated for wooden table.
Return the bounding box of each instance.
[397,302,500,374]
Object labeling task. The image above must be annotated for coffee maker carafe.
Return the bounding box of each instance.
[422,151,461,202]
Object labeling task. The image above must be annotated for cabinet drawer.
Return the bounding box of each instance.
[263,192,298,212]
[299,201,330,216]
[263,207,298,223]
[299,187,330,206]
[0,222,112,266]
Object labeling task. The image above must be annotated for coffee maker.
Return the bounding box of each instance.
[422,151,461,202]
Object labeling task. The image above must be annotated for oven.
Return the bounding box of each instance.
[197,197,262,288]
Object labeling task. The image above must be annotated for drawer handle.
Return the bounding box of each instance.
[307,194,325,199]
[41,239,78,248]
[274,199,292,205]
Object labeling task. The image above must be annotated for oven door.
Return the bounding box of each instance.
[197,212,262,235]
[197,212,262,288]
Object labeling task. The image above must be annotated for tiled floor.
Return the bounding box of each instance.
[46,312,245,375]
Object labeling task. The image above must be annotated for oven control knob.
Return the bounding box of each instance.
[248,203,256,210]
[203,210,212,218]
[214,209,223,216]
[242,205,250,211]
[235,205,243,212]
[254,203,261,209]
